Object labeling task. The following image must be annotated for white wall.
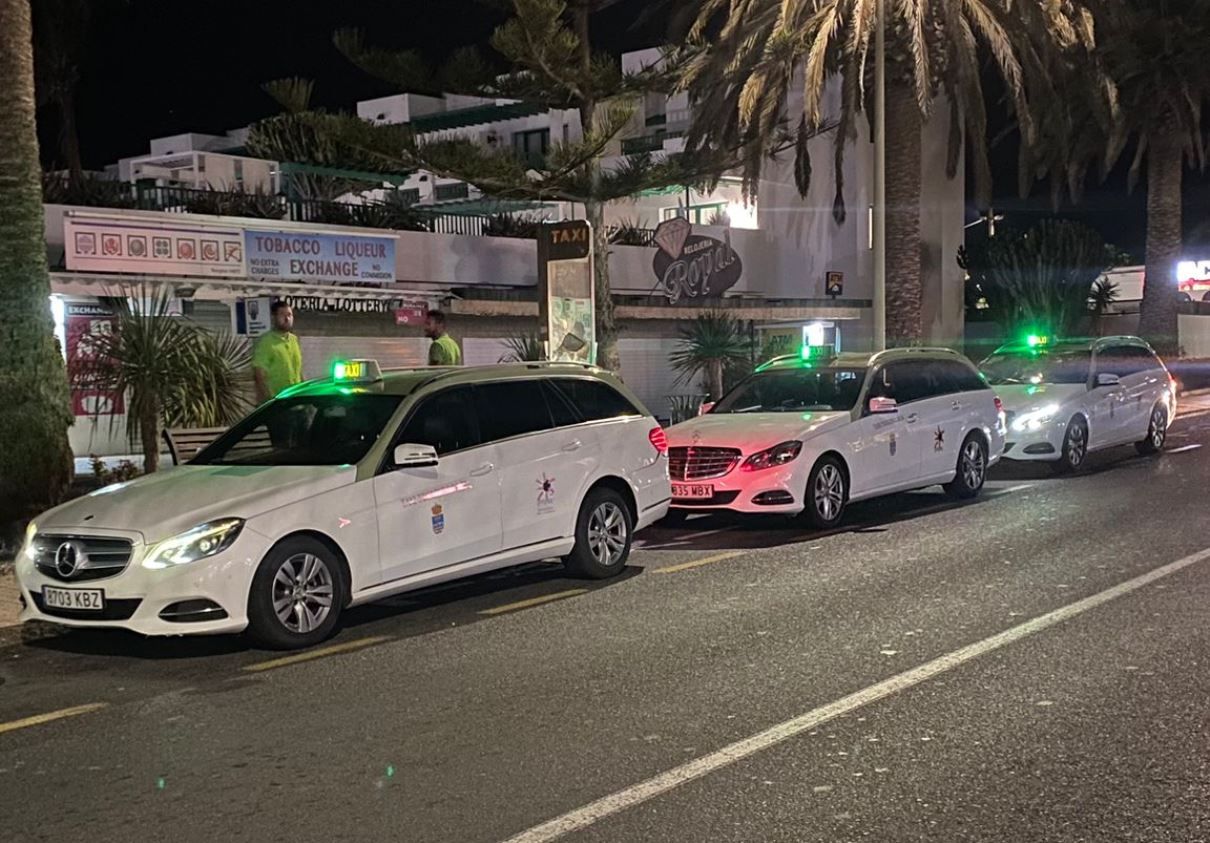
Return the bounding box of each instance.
[1179,314,1210,358]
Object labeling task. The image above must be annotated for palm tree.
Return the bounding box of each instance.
[31,0,92,183]
[1031,1,1210,352]
[679,0,1087,344]
[71,285,253,473]
[0,0,75,521]
[669,311,752,401]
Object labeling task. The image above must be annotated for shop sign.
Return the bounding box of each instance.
[235,296,273,337]
[245,230,396,285]
[283,295,402,314]
[651,218,743,303]
[538,221,595,365]
[65,303,124,416]
[394,301,429,326]
[64,214,245,278]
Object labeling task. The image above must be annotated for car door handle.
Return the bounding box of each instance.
[905,413,919,424]
[470,463,494,477]
[562,440,582,453]
[951,401,963,411]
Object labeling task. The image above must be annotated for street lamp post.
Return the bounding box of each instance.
[873,0,887,351]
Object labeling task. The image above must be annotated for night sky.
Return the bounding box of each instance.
[38,0,1210,261]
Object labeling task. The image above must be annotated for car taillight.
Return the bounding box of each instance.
[994,396,1005,415]
[648,426,668,455]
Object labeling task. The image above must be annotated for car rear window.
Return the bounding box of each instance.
[549,378,642,422]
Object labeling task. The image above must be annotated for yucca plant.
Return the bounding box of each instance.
[669,311,752,401]
[498,330,545,362]
[71,284,252,472]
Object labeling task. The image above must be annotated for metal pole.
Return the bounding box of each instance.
[873,0,887,351]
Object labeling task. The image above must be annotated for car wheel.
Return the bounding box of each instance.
[1051,417,1088,475]
[247,536,344,650]
[945,434,989,500]
[1135,404,1168,455]
[564,487,633,579]
[801,456,847,530]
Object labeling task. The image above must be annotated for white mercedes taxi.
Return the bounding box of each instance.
[981,335,1176,473]
[16,361,670,649]
[665,347,1005,527]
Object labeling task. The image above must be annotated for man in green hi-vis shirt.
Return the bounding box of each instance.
[252,300,303,403]
[424,310,462,366]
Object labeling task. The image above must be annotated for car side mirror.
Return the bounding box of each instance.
[868,396,898,414]
[1096,373,1121,387]
[698,401,716,416]
[394,443,438,469]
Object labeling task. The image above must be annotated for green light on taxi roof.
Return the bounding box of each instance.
[1025,334,1049,348]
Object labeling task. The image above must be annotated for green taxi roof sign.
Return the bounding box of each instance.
[332,359,383,383]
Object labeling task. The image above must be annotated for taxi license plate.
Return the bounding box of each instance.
[42,587,105,612]
[672,483,713,500]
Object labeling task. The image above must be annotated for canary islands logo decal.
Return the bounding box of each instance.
[889,432,897,456]
[431,504,445,535]
[934,427,946,452]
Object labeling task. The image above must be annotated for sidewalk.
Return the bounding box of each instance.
[0,564,21,630]
[1179,388,1210,417]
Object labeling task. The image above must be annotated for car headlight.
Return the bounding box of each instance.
[20,522,37,562]
[1011,404,1061,433]
[741,441,803,472]
[142,519,244,569]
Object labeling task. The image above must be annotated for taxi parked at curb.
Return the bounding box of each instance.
[16,361,671,649]
[981,335,1176,473]
[665,347,1006,528]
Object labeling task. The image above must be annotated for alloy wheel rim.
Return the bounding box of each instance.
[961,440,986,489]
[588,502,628,566]
[814,465,844,521]
[1152,410,1165,448]
[1068,424,1086,466]
[272,553,334,634]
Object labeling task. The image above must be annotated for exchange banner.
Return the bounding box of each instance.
[244,230,397,286]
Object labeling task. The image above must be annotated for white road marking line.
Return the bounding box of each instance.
[500,545,1210,843]
[1000,484,1035,494]
[1166,444,1203,454]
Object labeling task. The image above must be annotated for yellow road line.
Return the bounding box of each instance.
[242,635,392,673]
[654,551,746,574]
[0,703,108,736]
[479,589,588,616]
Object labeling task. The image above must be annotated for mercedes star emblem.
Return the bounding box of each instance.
[54,540,87,578]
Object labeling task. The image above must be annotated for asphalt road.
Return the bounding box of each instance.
[3,409,1210,843]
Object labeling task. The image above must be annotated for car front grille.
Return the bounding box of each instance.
[668,446,742,481]
[33,534,135,582]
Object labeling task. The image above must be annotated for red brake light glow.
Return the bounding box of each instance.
[648,427,668,455]
[994,396,1004,415]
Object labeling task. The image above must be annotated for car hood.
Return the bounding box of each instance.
[667,411,851,454]
[34,465,358,544]
[994,383,1086,415]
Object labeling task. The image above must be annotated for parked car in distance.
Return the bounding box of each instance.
[665,347,1006,528]
[981,335,1176,473]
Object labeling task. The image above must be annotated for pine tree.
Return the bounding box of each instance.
[324,0,731,371]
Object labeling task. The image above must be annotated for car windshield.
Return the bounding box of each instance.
[711,368,867,413]
[981,350,1091,386]
[192,393,403,466]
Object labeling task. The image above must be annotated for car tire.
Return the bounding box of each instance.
[564,487,634,580]
[800,455,848,530]
[1135,404,1168,455]
[944,433,989,500]
[247,536,345,650]
[1051,417,1088,475]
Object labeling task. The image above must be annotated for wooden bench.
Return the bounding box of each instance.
[164,426,276,466]
[163,427,228,466]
